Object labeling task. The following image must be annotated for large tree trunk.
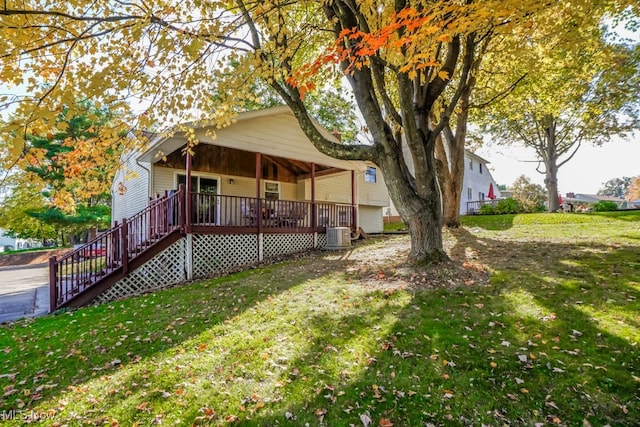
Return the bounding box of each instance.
[377,138,446,264]
[545,164,560,212]
[543,117,560,212]
[436,133,464,228]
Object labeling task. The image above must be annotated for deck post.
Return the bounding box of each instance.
[185,233,193,280]
[178,184,185,232]
[185,147,193,234]
[49,256,57,313]
[311,163,316,229]
[311,163,317,248]
[121,218,129,274]
[351,170,357,231]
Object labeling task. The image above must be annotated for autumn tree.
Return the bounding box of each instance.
[0,177,58,243]
[1,1,638,262]
[598,176,632,199]
[0,104,127,242]
[476,10,640,212]
[510,175,547,213]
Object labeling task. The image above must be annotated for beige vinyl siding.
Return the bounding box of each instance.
[358,205,384,233]
[300,172,352,204]
[357,164,389,207]
[152,165,299,201]
[111,152,150,224]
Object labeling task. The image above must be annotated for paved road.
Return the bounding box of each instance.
[0,264,49,323]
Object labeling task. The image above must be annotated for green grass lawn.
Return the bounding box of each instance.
[1,211,639,426]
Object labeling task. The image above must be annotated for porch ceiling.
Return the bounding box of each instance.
[139,106,366,172]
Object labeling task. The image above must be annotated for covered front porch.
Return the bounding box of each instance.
[145,140,359,234]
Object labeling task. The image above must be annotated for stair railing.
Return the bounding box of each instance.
[49,186,184,310]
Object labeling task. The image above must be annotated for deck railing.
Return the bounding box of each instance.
[188,193,353,230]
[50,189,355,310]
[466,199,499,215]
[50,188,184,310]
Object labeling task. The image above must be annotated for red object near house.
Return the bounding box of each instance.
[488,183,496,200]
[558,194,563,205]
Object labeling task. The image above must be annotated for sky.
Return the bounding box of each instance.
[476,135,640,195]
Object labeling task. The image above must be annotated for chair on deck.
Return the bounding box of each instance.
[280,204,307,227]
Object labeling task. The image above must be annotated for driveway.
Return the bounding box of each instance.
[0,263,49,323]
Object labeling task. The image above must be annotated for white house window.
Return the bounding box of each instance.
[467,187,472,200]
[479,163,483,174]
[479,192,485,201]
[469,160,473,170]
[365,167,377,183]
[264,181,280,200]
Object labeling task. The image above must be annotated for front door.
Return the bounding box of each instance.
[178,175,219,225]
[199,178,218,224]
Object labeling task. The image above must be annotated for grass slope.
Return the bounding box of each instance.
[1,211,639,426]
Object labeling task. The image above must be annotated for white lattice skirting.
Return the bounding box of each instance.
[192,234,259,279]
[263,233,314,259]
[93,232,322,304]
[94,238,187,305]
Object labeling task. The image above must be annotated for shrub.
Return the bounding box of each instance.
[593,201,618,212]
[495,198,524,214]
[479,204,496,215]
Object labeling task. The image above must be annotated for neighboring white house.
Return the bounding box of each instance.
[0,229,15,251]
[112,106,390,233]
[460,151,502,215]
[384,149,501,220]
[0,229,43,252]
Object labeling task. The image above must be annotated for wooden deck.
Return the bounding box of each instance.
[49,188,354,311]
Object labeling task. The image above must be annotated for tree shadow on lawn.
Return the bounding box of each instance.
[1,233,638,425]
[247,230,639,426]
[0,251,361,414]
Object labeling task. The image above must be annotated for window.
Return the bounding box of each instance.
[467,187,472,200]
[479,163,483,174]
[479,192,485,201]
[177,174,219,194]
[264,181,280,200]
[469,160,473,170]
[365,167,377,183]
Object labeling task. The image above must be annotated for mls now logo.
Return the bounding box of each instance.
[0,410,56,421]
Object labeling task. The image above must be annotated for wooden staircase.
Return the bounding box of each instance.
[49,188,185,311]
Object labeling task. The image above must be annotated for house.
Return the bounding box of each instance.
[460,151,502,214]
[112,106,388,233]
[49,106,390,311]
[0,229,15,252]
[384,149,501,221]
[562,193,627,210]
[0,229,43,252]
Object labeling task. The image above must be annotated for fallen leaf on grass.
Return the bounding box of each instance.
[360,412,372,427]
[379,418,393,427]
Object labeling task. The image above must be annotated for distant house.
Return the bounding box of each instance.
[0,229,43,252]
[0,230,15,252]
[460,151,502,215]
[562,193,627,210]
[384,150,501,221]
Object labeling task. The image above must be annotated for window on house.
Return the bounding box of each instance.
[365,167,377,183]
[469,160,473,170]
[479,163,483,174]
[264,181,280,200]
[479,192,485,201]
[467,188,472,200]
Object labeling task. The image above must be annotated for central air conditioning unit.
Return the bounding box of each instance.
[324,227,351,249]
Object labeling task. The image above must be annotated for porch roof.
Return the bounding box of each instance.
[138,106,366,172]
